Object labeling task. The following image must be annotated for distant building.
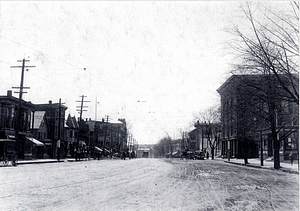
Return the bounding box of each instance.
[136,144,154,158]
[80,118,127,154]
[65,114,79,157]
[192,122,222,158]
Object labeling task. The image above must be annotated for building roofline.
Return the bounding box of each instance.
[35,103,68,110]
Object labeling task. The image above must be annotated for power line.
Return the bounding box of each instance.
[0,35,84,70]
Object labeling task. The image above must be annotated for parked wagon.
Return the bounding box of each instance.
[0,138,18,166]
[75,142,90,161]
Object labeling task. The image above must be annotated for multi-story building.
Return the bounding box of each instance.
[81,118,127,154]
[34,100,68,158]
[0,90,45,159]
[217,75,299,160]
[0,90,34,138]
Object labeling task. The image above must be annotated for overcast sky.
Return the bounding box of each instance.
[0,1,288,144]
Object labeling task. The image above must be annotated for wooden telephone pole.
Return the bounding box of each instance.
[75,95,90,151]
[57,98,65,161]
[11,58,35,158]
[76,95,90,121]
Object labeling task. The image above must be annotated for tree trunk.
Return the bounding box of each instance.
[243,140,249,165]
[272,126,280,169]
[269,100,280,169]
[211,147,215,160]
[273,140,280,169]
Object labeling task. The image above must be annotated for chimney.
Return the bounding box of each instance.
[89,118,91,121]
[49,100,52,104]
[7,90,12,97]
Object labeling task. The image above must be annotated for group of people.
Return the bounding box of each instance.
[121,151,136,160]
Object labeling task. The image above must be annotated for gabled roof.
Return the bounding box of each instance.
[33,111,46,129]
[66,114,79,129]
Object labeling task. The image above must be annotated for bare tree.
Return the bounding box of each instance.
[178,128,188,154]
[153,136,172,158]
[228,2,299,169]
[195,105,221,160]
[229,2,299,104]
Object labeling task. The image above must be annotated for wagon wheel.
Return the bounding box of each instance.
[11,154,18,166]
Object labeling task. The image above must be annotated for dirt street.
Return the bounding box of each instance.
[0,158,298,211]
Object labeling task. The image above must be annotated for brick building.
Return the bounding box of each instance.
[217,75,299,161]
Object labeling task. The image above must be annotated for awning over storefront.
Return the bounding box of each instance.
[26,137,45,146]
[0,139,16,142]
[95,146,103,152]
[103,148,110,153]
[172,151,179,155]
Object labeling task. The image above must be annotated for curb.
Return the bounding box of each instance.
[17,160,65,165]
[224,160,299,174]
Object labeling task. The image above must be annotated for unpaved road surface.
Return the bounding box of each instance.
[0,158,298,211]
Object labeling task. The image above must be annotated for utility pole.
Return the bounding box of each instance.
[57,98,61,161]
[57,98,65,161]
[11,58,35,158]
[76,95,90,121]
[75,95,90,151]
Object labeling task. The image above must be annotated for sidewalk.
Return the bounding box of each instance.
[17,159,66,165]
[16,157,95,165]
[222,157,299,174]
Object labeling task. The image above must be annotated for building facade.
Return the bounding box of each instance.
[217,75,299,160]
[192,122,222,158]
[80,118,128,155]
[34,100,68,158]
[136,144,154,158]
[64,114,79,157]
[0,90,45,159]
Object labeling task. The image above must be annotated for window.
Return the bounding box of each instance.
[285,135,298,150]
